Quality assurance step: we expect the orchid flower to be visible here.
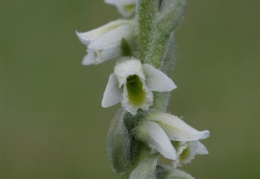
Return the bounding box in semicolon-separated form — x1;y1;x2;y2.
105;0;136;17
102;58;176;115
136;112;209;163
172;140;208;168
76;20;135;65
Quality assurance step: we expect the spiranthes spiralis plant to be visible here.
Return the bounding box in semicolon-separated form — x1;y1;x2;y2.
77;0;209;178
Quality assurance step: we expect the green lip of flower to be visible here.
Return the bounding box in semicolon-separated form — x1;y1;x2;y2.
101;57;177;115
126;75;146;106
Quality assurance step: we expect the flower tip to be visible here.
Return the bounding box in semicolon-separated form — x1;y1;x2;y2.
75;30;83;39
101;98;108;108
201;130;210;140
169;81;177;91
101;74;122;108
76;31;90;45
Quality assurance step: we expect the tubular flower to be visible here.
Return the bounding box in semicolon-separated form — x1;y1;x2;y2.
172;140;208;168
135;112;209;162
76;20;135;65
102;58;176;115
105;0;137;17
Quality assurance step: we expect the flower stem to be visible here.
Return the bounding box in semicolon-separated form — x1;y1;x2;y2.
144;0;187;68
137;0;158;62
152;33;177;111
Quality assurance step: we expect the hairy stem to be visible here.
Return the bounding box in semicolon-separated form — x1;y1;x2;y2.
136;0;158;61
144;0;187;68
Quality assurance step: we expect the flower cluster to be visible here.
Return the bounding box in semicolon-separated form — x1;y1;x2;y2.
77;0;209;178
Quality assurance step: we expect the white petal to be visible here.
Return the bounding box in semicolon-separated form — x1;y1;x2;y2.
102;74;122;107
183;141;209;164
136;121;176;160
89;22;135;50
114;58;144;87
194;140;208;155
100;46;121;61
143;64;176;92
174;141;208;167
76;20;130;44
148;113;210;141
82;47;121;66
81;49;97;65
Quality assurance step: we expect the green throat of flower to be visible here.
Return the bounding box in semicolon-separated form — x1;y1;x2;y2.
126;75;146;106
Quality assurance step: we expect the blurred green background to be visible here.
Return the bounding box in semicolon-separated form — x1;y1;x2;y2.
0;0;259;178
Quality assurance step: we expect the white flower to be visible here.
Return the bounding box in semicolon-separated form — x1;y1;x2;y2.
102;58;176;115
105;0;136;17
76;20;135;65
135;112;209;162
172;140;208;168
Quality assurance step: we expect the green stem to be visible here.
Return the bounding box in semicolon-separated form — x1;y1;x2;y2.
160;33;176;76
152;32;177;111
144;0;187;68
137;0;158;61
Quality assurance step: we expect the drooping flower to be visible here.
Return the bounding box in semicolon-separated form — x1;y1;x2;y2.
105;0;137;17
172;140;208;168
102;58;176;115
135;112;209;163
76;20;135;65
